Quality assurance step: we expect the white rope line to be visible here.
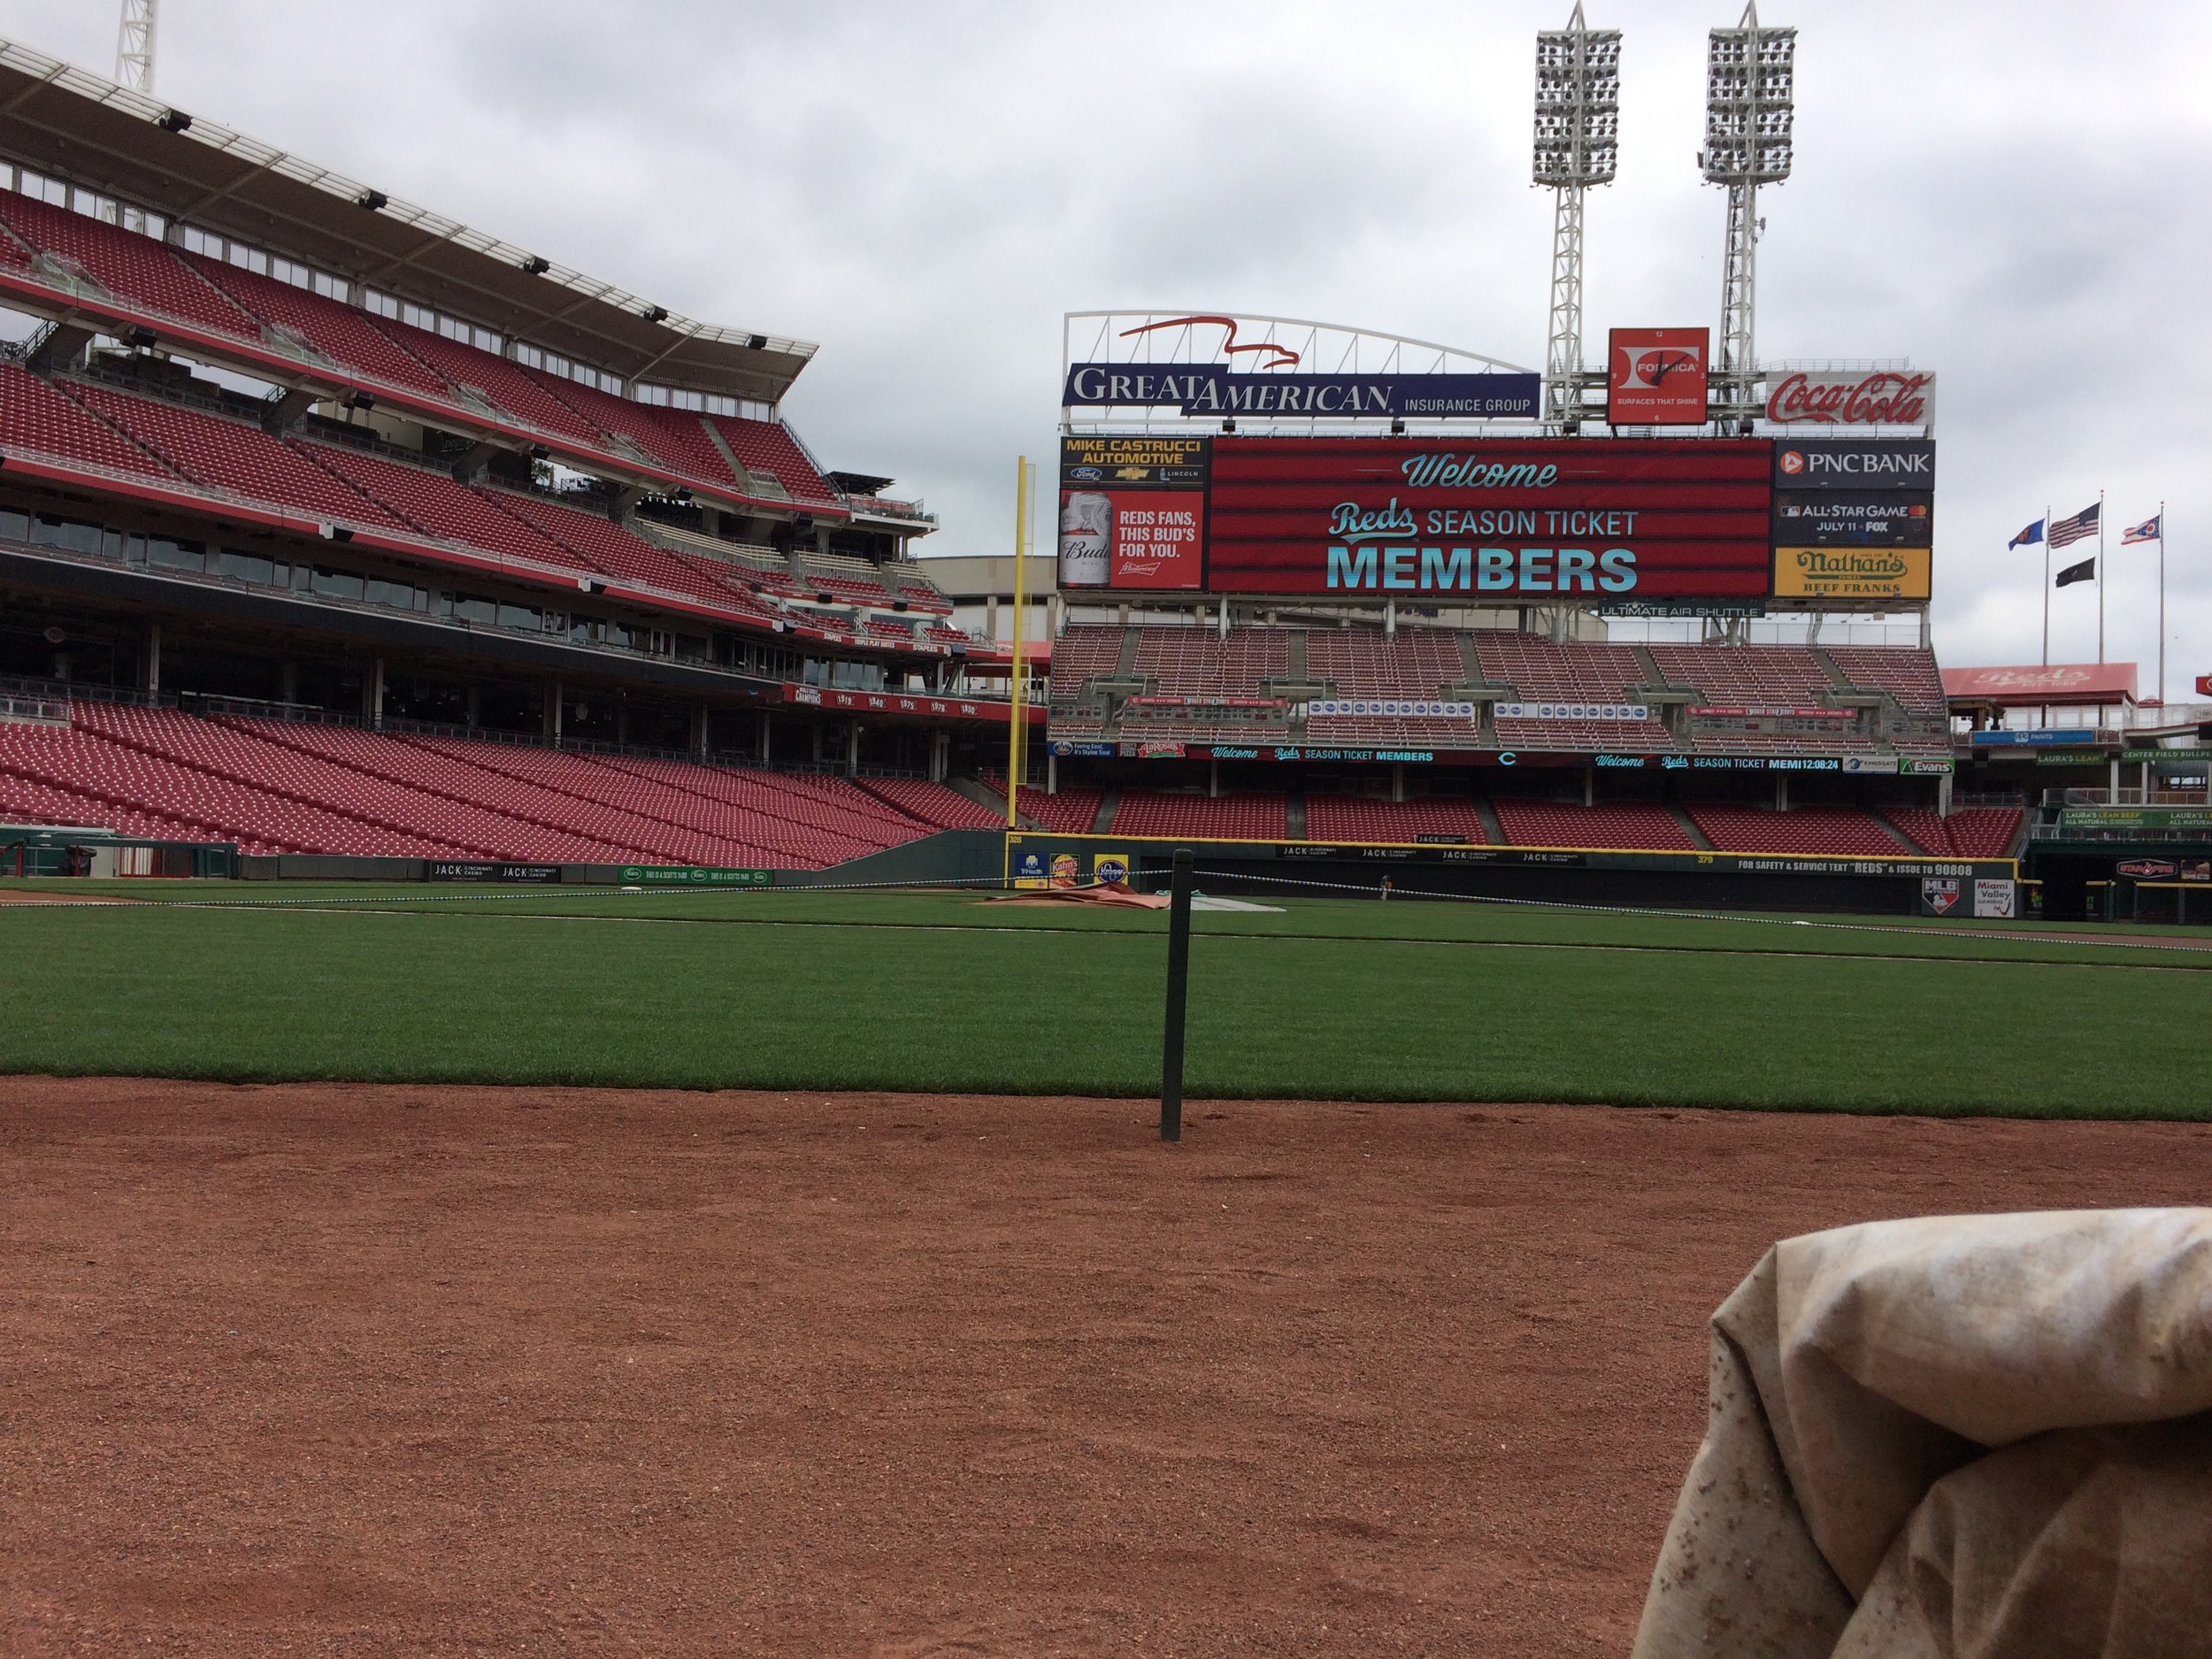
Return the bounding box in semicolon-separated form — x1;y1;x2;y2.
1196;868;2212;956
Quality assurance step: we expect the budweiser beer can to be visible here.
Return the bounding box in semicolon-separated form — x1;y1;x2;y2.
1058;491;1111;587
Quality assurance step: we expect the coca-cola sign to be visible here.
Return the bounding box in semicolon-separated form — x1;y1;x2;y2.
1764;370;1935;431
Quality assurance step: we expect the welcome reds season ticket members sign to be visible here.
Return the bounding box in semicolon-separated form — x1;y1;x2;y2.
1203;437;1772;599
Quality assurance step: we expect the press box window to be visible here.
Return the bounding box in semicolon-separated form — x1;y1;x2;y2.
31;513;104;556
144;534;206;572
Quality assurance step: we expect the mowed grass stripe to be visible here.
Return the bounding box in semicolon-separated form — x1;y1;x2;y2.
3;901;2205;1117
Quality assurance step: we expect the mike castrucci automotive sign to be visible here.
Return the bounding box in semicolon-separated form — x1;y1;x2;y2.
1199;437;1772;599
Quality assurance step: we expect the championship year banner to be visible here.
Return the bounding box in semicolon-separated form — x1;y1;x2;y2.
1202;437;1772;599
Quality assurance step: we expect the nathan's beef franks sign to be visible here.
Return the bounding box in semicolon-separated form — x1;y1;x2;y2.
1763;369;1935;430
1202;437;1772;599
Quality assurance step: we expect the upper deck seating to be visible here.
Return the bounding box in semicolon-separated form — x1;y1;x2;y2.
1826;647;1948;715
707;414;842;509
362;315;606;446
0;362;176;479
1650;643;1833;706
0;188;255;339
1306;627;1463;697
525;371;740;486
185;256;452;397
65;381;402;527
296;442;584;569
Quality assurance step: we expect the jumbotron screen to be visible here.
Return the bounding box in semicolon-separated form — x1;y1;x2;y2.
1056;435;1778;600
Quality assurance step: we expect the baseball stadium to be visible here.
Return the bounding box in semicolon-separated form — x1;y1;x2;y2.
4;9;2208;1658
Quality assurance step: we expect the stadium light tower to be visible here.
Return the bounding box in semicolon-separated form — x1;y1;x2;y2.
116;0;158;93
1700;3;1794;431
1532;4;1620;434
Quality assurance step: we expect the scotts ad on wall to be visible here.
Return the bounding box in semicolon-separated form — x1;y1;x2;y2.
1607;328;1709;426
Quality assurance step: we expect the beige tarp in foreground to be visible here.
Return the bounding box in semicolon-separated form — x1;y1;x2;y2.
1631;1209;2212;1659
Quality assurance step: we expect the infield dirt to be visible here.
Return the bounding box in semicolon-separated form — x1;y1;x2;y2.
6;1080;2205;1657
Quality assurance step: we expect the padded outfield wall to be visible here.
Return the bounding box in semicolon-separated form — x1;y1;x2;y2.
1005;832;2018;919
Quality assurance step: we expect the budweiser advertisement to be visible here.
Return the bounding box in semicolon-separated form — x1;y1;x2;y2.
1607;328;1709;425
1763;369;1935;431
1204;437;1772;599
1056;435;1209;590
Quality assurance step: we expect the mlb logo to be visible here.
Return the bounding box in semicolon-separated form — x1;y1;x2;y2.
1922;876;1962;916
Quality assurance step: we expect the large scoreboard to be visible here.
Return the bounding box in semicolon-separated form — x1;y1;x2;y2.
1055;434;1934;606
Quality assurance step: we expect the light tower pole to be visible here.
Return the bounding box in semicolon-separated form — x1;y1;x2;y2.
1533;4;1620;434
1700;3;1794;433
116;0;158;93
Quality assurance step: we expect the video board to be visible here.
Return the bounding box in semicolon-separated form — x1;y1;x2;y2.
1057;434;1936;605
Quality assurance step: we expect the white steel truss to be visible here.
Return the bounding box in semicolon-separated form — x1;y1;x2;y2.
114;0;156;93
1532;4;1620;433
1701;2;1794;429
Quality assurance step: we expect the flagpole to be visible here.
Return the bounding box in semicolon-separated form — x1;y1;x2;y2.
2040;503;2050;668
2096;489;2106;667
2157;499;2166;707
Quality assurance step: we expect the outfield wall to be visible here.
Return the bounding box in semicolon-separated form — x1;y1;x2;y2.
1005;832;2020;918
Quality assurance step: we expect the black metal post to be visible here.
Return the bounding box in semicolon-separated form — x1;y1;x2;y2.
1159;847;1194;1142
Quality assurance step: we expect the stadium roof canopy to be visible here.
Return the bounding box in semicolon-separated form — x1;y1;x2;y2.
0;37;816;404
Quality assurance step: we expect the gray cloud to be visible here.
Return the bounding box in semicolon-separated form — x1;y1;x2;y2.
0;0;2204;689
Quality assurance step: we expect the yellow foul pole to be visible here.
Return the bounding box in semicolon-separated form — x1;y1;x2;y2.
1005;456;1032;828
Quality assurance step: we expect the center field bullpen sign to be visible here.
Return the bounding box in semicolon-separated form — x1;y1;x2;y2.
1204;437;1772;599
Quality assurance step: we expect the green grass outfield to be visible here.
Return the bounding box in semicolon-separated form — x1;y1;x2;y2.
3;879;2208;1118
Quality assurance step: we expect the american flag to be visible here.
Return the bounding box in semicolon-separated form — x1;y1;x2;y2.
2047;502;2100;549
2121;514;2162;545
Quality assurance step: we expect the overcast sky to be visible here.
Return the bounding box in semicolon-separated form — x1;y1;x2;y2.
2;1;2205;690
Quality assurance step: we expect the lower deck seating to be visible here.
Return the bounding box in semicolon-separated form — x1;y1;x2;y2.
1303;795;1491;843
1014;785;1102;833
1686;803;1906;856
1492;800;1697;851
856;777;1001;830
0;702;966;867
1111;790;1287;841
1886;805;2023;858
